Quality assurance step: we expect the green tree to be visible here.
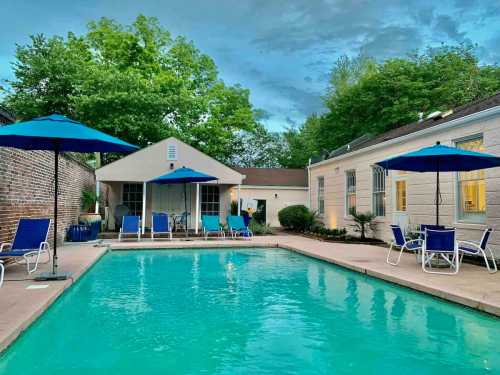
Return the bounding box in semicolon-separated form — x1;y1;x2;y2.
1;15;258;164
286;45;500;167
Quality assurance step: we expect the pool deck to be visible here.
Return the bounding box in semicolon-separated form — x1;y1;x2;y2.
1;234;500;352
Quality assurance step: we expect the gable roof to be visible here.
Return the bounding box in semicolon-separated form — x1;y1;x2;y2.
234;167;308;187
318;91;500;162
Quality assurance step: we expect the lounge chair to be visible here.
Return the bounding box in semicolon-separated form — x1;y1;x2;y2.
457;228;497;274
151;213;172;240
386;224;422;266
201;215;225;240
0;218;51;274
0;260;4;288
422;228;459;275
118;215;141;241
227;215;253;239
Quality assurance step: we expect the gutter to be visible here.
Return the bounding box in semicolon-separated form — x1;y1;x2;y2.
310;105;500;169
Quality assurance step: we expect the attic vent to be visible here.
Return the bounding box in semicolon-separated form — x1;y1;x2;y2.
167;144;177;161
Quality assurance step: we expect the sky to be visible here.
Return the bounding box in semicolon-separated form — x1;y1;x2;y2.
1;0;500;131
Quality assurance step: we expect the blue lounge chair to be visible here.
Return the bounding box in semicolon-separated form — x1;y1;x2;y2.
227;215;253;239
201;215;225;240
0;218;51;274
386;224;422;266
151;213;172;240
457;228;497;274
119;215;141;241
422;228;459;275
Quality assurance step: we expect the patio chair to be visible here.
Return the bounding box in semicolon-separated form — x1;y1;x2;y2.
151;213;172;240
0;218;51;274
201;215;225;240
227;215;253;239
457;228;497;274
386;224;423;266
0;260;4;288
118;215;141;241
422;228;459;275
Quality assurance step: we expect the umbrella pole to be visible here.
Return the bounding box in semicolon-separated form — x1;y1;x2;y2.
436;170;440;226
53;148;59;274
184;182;188;238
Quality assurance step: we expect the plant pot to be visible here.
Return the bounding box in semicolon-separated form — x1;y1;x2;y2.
79;213;102;224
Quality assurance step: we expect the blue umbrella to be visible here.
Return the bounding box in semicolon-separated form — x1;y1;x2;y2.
0;114;138;279
149;167;217;237
376;141;500;225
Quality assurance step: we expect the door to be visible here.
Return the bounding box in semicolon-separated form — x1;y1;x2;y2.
392;174;409;232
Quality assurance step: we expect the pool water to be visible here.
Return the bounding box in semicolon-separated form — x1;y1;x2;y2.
1;248;499;374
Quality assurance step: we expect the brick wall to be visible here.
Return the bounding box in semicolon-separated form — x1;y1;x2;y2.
0;148;95;246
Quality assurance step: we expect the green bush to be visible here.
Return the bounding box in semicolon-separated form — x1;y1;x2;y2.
249;219;273;235
278;205;315;231
310;225;347;239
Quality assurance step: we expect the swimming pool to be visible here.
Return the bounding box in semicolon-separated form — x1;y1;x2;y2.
0;248;499;374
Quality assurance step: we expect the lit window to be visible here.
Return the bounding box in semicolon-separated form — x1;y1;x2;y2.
317;176;325;215
372;166;385;216
456;136;485;222
346;170;356;214
395;180;407;212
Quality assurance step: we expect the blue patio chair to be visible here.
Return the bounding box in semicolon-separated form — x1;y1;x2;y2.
457;228;497;274
0;218;51;274
202;215;225;240
227;215;253;239
418;224;444;240
118;215;141;241
151;213;172;240
386;224;423;266
422;228;459;275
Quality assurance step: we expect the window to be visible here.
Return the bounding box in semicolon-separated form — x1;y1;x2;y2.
456;136;486;222
346;170;356;214
167;144;177;160
122;183;143;216
201;185;220;216
372;166;385;216
395;180;407;211
317;176;325;215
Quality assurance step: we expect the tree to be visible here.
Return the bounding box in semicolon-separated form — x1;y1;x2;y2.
1;15;258;164
286;45;500;167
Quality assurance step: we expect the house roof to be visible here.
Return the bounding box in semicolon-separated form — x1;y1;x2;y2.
319;91;500;162
0;107;15;124
235;167;308;187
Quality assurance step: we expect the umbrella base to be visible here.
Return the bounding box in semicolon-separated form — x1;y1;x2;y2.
34;271;72;281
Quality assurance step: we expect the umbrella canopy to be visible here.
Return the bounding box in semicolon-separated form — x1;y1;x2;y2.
376;141;500;225
0;114;138;279
149;167;217;238
0;114;136;152
149;167;217;184
376;142;500;172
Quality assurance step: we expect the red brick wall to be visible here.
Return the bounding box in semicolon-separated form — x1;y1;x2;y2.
0;148;95;245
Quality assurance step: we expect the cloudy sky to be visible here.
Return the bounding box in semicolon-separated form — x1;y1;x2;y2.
1;0;499;131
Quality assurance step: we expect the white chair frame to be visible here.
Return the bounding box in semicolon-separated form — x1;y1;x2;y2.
457;229;497;274
422;229;459;275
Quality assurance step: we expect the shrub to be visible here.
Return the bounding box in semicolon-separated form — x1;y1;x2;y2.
349;208;376;239
81;188;99;213
278;205;315;231
249;219;273;235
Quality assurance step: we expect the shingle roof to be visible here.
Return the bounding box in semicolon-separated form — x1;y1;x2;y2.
234;167;308;187
321;91;500;161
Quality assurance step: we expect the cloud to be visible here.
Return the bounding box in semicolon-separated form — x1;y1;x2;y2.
433;14;466;41
360;26;423;59
262;80;325;116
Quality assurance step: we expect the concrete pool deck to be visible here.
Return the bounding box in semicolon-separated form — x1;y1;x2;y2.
1;234;499;352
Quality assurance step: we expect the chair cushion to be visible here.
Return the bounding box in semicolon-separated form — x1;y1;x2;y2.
0;250;37;257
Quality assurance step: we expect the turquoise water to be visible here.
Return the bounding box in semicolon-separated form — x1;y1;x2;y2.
1;248;499;374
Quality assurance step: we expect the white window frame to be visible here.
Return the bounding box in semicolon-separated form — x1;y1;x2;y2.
345;170;356;215
121;183;144;216
372;166;386;217
201;185;220;216
455;134;486;223
317;176;325;215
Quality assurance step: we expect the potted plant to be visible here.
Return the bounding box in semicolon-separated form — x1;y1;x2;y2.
79;188;101;224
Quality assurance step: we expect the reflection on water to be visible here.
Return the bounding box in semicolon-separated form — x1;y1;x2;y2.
0;248;499;375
